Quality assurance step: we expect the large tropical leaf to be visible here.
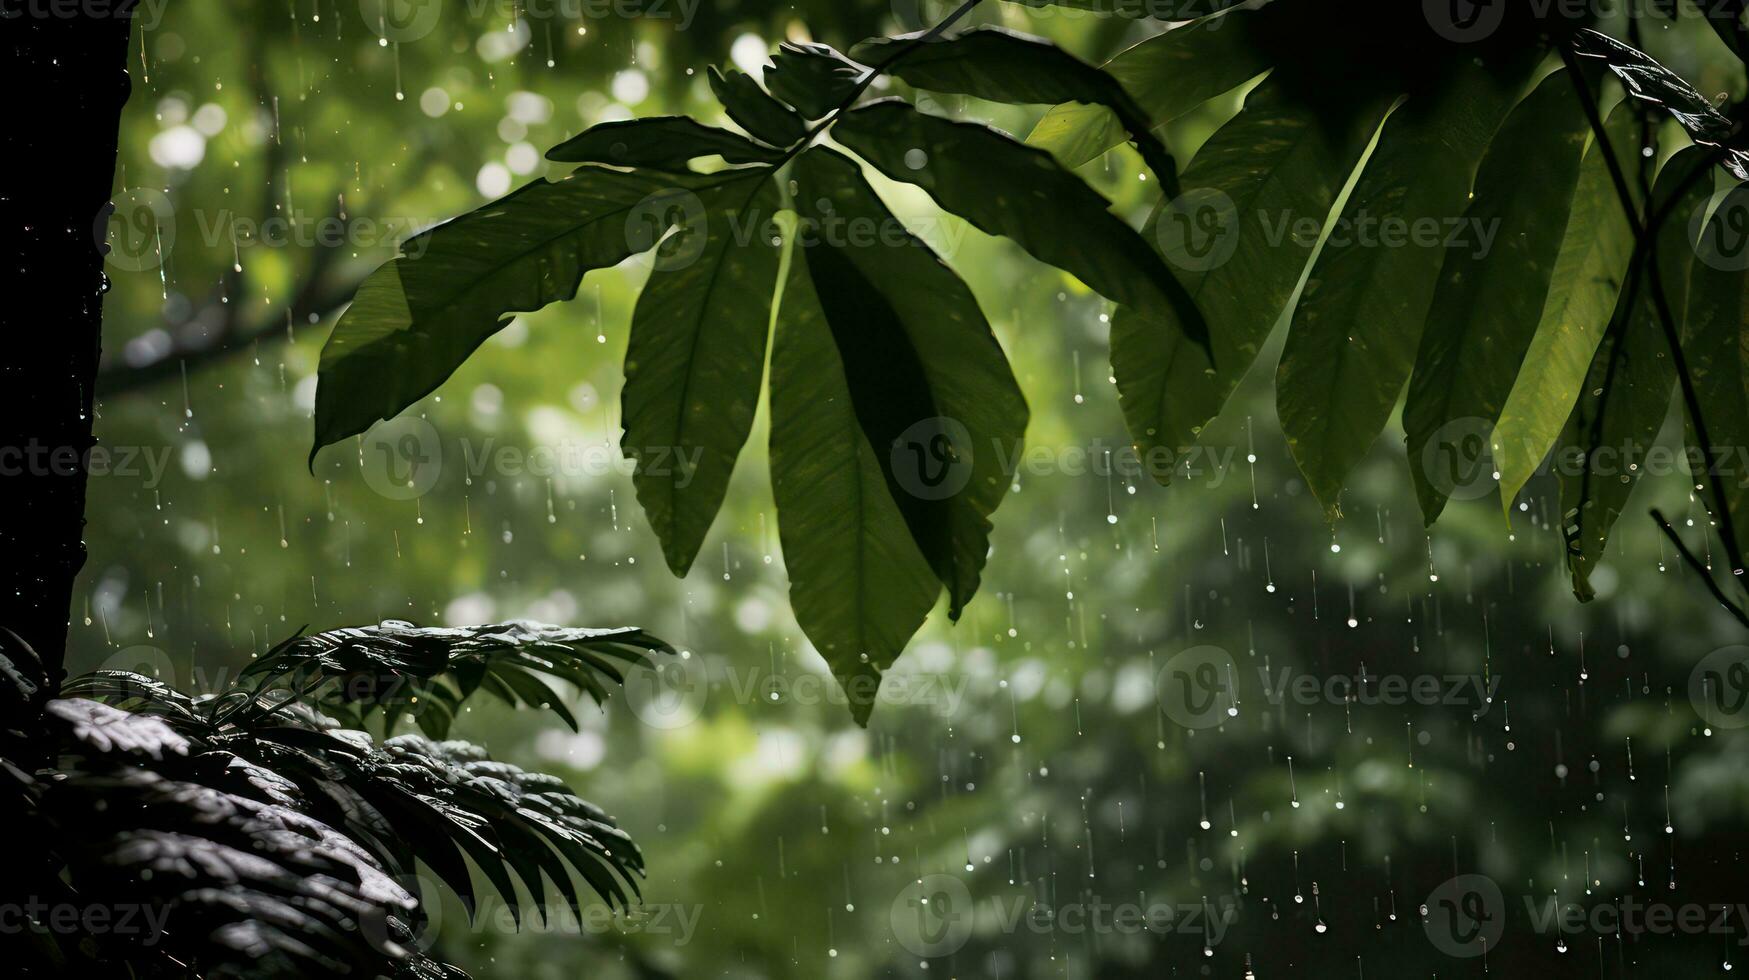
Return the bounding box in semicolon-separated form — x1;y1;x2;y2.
1026;17;1272;169
1112;78;1390;479
622;173;784;575
311;167;766;459
1676;182;1749;572
786;147;1029;624
1495;104;1646;517
832;99;1204;339
545;116;784;170
1000;0;1249;17
767;207;943;726
850;26;1183;192
1276;59;1535;520
1693;0;1749;64
1402;70;1593;525
764;41;870;118
1559;146;1715;598
707;66;807;147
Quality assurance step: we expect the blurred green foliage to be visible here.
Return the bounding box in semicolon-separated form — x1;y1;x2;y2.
91;1;1749;975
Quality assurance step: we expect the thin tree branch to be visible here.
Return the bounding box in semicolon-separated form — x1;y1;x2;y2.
1561;45;1749;593
1652;507;1749;627
96;237;352;397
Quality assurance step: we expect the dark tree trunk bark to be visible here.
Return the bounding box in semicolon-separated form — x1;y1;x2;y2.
2;0;139;708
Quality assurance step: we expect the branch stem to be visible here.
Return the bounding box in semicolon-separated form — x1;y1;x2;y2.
1560;45;1749;595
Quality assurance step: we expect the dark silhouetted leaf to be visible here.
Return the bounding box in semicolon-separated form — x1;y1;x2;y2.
235;619;669;731
999;0;1248;18
1403;70;1593;525
312;167;768;461
768;201;943;725
1112;79;1389;480
46;698;191;760
1496;104;1645;517
765;42;869;118
788;148;1028;624
1675;182;1749;572
1277;59;1534;520
545;116;784;169
623;174;783;576
833;99;1205;344
707;66;806;146
851;26;1182;192
1027;18;1271;169
1695;0;1749;64
1559;147;1714;598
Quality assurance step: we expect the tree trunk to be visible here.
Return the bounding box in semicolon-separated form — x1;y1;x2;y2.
2;0;139;706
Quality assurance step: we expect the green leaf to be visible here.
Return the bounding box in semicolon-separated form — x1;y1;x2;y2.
1026;19;1271;170
1276;59;1534;520
1558;146;1715;599
234;619;667;732
1573;28;1749;180
1402;70;1594;525
832;99;1206;345
1496;105;1647;519
1111;79;1390;480
311;167;765;461
765;42;869;119
850;26;1181;193
492;666;578;732
768;224;942;727
1675;182;1749;573
1692;0;1749;64
707;65;806;147
545;116;784;170
999;0;1248;17
789;147;1029;621
622;173;783;576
